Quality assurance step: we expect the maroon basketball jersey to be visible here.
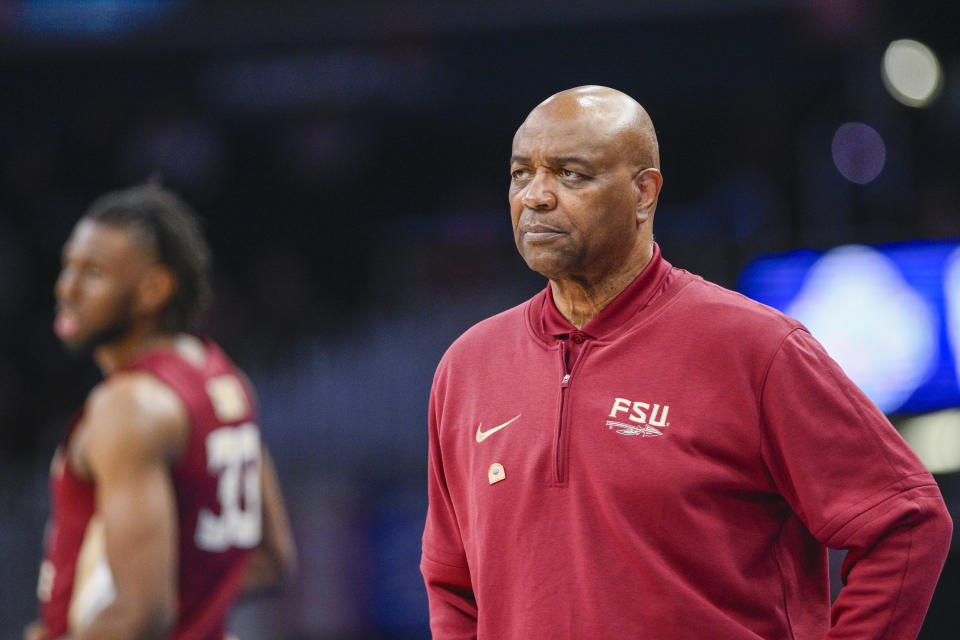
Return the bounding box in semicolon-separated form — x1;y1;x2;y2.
39;340;262;639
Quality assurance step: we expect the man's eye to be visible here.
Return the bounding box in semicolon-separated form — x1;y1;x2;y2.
511;169;529;181
559;169;582;180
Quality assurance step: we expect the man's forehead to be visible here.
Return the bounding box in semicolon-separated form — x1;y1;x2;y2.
521;104;608;132
512;112;620;159
65;220;140;260
517;96;630;142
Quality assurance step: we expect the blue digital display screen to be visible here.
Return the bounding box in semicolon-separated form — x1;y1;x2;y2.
737;240;960;415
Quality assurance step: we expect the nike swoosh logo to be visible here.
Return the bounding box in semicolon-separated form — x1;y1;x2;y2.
476;414;521;443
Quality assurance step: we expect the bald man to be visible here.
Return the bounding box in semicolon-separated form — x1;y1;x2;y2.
421;86;951;639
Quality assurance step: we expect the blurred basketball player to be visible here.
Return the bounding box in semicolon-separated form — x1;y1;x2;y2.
24;183;296;640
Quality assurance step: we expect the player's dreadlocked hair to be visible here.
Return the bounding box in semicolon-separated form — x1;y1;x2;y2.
83;181;213;334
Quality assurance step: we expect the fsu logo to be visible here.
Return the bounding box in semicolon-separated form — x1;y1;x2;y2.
606;397;670;437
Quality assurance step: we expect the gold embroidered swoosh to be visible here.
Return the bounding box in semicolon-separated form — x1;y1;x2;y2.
476;414;521;443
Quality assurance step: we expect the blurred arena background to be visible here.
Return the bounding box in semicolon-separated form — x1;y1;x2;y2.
1;1;958;637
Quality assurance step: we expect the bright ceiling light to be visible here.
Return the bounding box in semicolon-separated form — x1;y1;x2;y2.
786;245;937;413
882;39;943;108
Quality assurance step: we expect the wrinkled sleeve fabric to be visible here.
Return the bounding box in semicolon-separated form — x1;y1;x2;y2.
421;365;478;640
759;328;952;640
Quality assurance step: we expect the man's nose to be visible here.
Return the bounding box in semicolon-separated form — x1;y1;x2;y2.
55;268;77;302
520;170;557;210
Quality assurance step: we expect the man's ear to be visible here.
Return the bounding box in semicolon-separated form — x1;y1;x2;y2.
137;265;177;316
635;168;663;223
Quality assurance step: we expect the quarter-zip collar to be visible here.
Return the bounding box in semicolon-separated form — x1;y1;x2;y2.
534;241;673;343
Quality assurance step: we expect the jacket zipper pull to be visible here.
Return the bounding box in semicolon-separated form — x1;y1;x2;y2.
559;339;570;386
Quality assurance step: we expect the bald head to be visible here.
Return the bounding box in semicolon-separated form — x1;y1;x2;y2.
518;85;660;171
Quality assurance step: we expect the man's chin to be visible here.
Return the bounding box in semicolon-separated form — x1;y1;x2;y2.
58;321;131;360
521;252;578;281
59;336;98;360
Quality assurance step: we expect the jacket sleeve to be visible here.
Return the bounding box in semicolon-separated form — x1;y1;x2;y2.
759;329;952;640
421;367;478;639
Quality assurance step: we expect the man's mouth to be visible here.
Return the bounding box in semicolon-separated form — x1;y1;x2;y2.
53;309;80;340
522;225;565;242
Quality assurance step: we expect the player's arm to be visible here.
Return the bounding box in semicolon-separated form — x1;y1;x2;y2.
73;373;188;640
239;445;297;593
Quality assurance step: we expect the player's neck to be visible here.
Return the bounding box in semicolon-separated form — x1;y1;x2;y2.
550;242;652;329
93;324;177;375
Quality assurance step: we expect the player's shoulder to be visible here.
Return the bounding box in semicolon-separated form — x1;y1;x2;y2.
196;336;241;373
84;370;189;459
126;335;253;404
195;337;260;413
89;370;184;419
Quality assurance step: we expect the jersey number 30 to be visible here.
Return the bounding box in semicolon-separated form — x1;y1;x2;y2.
195;423;262;552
